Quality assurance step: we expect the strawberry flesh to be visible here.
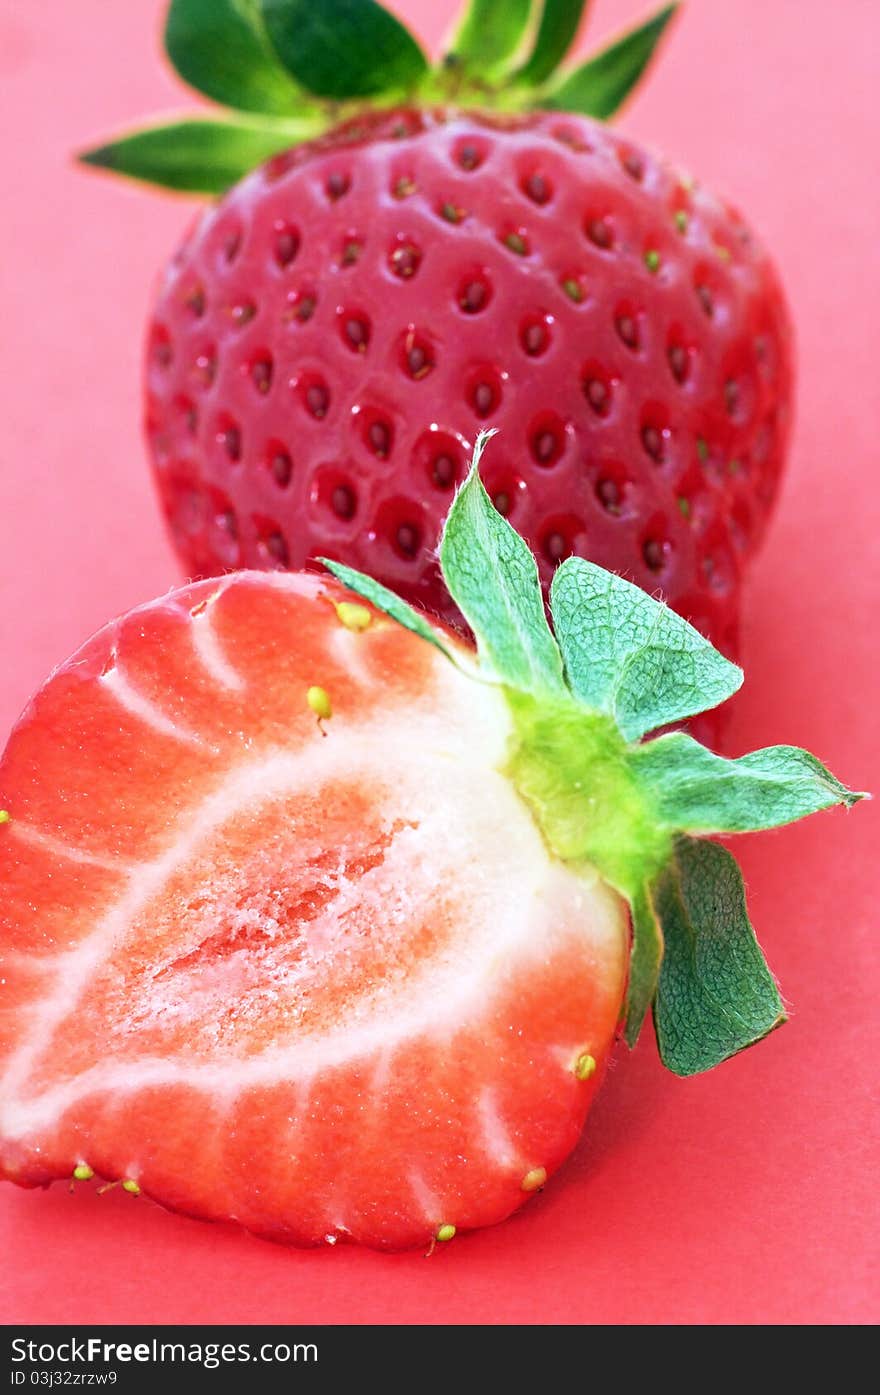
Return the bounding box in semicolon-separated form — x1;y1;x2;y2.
0;573;626;1249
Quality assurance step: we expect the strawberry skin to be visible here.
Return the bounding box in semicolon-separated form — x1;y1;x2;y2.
146;108;793;660
0;572;626;1250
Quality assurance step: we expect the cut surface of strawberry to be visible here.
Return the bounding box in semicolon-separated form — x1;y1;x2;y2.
0;571;625;1248
0;436;861;1250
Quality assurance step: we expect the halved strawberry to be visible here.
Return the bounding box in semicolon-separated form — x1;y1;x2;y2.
0;571;626;1248
0;435;861;1250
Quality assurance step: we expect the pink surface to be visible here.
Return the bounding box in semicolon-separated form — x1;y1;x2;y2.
1;0;878;1325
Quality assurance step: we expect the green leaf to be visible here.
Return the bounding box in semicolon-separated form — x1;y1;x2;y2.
165;0;310;114
515;0;589;88
624;882;664;1048
440;433;566;696
260;0;428;99
652;837;786;1075
78;116;320;194
632;733;867;833
539;2;678;118
549;558;742;741
448;0;533;76
319;559;460;669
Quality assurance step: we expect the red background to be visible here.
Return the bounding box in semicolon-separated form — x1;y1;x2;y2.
1;0;877;1325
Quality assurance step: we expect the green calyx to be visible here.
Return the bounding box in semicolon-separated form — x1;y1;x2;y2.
78;0;679;194
323;432;867;1079
504;691;672;894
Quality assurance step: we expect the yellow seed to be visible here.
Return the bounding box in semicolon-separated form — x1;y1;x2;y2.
121;1178;140;1195
521;1167;547;1193
335;601;372;633
436;1223;456;1242
574;1052;597;1081
306;686;332;720
0;811;10;825
72;1164;94;1182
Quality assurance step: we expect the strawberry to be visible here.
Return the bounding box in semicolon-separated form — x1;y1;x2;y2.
82;0;793;669
0;434;861;1250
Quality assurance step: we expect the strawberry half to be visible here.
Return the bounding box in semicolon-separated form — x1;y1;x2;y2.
0;434;862;1250
0;575;627;1249
81;0;794;672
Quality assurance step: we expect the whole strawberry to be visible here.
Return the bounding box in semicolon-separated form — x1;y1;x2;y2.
83;0;793;666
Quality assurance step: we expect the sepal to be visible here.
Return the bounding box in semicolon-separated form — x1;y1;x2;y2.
539;3;678;118
78;115;320;194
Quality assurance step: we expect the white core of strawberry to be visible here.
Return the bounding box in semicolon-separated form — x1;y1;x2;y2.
0;611;626;1143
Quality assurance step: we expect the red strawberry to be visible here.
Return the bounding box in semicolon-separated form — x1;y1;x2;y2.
0;570;626;1248
0;438;860;1250
83;2;794;670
